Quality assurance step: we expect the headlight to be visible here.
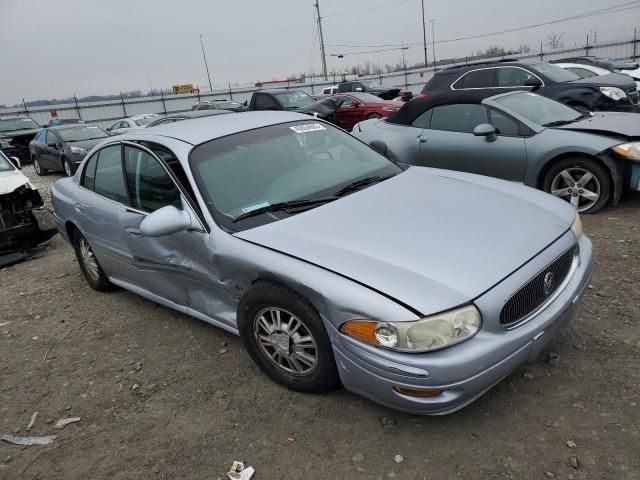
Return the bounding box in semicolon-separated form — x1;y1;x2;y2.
340;305;481;353
599;86;627;101
382;107;400;112
0;137;12;149
611;141;640;161
69;145;88;155
570;213;582;240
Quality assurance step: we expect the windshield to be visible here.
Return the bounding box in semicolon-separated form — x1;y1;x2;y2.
529;63;581;82
0;118;40;132
58;126;109;142
273;90;316;110
190;120;402;231
0;150;15;172
495;93;582;126
134;115;160;126
360;80;385;89
350;92;386;103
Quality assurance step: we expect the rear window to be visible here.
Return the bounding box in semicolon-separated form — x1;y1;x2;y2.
452;69;495;89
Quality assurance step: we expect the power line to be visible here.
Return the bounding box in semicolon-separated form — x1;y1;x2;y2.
329;46;409;56
323;0;415;19
327;1;640;48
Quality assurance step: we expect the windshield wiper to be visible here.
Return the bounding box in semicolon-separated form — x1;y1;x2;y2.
334;175;390;197
232;197;337;223
543;113;590;127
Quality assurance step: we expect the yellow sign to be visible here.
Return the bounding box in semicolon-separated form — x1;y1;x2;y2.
172;84;194;94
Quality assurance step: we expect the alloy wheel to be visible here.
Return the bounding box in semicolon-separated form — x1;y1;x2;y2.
79;238;100;282
550;167;600;212
33;159;41;175
253;307;318;376
63;159;72;176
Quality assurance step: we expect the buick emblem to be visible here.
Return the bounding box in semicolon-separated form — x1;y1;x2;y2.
543;271;555;295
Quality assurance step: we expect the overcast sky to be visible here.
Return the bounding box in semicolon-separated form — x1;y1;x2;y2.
1;0;638;105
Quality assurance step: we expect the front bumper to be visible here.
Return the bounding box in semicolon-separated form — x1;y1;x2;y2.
329;233;593;415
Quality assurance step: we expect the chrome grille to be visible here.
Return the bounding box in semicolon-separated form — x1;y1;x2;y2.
500;246;578;327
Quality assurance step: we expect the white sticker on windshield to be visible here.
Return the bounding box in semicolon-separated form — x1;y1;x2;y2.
87;126;99;129
241;201;269;213
289;123;326;134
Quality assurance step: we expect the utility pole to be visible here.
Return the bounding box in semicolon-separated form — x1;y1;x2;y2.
314;0;328;80
430;19;437;70
420;0;428;68
199;34;213;93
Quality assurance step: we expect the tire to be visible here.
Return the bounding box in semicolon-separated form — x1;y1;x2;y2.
542;157;611;213
63;158;73;177
72;230;112;291
237;281;340;393
367;112;383;119
33;158;47;176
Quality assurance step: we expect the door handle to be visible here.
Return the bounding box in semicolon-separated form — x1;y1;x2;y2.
418;135;428;143
126;227;143;238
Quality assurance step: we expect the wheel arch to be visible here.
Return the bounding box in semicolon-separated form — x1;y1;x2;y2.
64;220;79;244
537;151;623;205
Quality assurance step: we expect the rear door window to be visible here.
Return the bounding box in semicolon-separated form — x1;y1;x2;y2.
412;109;433;128
429;104;489;133
82;153;99;190
453;69;495;89
45;130;58;146
94;145;129;204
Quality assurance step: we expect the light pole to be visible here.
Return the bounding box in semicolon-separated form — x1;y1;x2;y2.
429;19;437;70
420;0;428;68
199;34;213;93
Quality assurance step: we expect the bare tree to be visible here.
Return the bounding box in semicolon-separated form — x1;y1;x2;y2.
383;64;394;73
546;32;565;50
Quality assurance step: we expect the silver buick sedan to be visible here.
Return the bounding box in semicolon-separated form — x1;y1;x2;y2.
51;112;593;415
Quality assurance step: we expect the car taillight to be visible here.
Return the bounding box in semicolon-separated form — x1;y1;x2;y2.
416;92;427;99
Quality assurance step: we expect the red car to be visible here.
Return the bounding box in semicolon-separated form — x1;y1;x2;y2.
331;93;402;131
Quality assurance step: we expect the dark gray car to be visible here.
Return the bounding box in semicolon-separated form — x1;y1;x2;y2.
353;91;640;213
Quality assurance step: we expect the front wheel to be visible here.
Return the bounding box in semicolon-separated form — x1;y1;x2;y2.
543;157;611;213
238;282;340;393
33;158;47;176
367;112;383;119
63;158;73;177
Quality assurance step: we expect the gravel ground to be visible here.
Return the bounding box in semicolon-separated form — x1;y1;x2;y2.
1;168;638;480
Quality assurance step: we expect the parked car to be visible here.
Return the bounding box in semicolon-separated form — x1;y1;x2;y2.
48;118;86;127
352;90;640;213
330;93;401;131
0;116;42;161
29;124;110;176
337;80;402;100
321;85;338;95
192;100;247;112
553;62;613;79
248;89;344;125
0;149;57;267
51;111;592;415
617;66;640;89
419;60;638;113
145;109;232;128
107;114;162;135
551;56;638;72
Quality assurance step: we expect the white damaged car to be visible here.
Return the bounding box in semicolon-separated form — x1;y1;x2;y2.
0;149;57;266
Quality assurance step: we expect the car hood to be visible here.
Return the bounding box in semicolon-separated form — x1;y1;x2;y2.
554;112;640;138
65;138;108;151
235;168;575;315
569;72;637;89
0;127;40;139
0;169;32;194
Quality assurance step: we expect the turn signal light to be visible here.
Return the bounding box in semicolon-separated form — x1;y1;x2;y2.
340;320;377;345
393;387;443;398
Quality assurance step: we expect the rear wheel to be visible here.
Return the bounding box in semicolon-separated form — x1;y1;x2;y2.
73;231;112;291
33;158;47;176
238;281;340;393
543;157;611;213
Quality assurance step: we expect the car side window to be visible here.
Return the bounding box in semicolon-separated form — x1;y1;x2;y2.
412;109;433;129
453;69;494;89
353;82;363;90
94;145;129;204
45;130;58;146
110;121;120;130
340;96;353;106
489;108;520;136
123;146;181;213
255;94;279;110
34;130;46;143
429;104;489;133
82;152;99;190
497;68;535;87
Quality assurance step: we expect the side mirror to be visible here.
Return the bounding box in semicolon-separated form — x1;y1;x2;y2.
139;205;192;237
355;87;363;92
9;156;21;169
524;77;542;89
106;127;112;132
369;140;388;156
473;124;497;141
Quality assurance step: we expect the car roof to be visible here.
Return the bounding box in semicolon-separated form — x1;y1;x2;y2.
387;90;493;125
259;88;302;94
49;123;99;131
437;58;522;74
127;114;160;120
124;110;308;145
